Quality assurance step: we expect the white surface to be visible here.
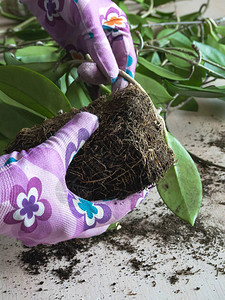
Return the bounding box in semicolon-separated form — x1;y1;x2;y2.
167;98;225;167
0;1;225;300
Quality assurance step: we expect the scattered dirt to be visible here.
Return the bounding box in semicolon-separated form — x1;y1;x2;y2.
3;90;224;290
207;131;225;153
198;164;225;197
19;163;225;284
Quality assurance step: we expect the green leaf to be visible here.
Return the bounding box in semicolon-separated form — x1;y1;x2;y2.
0;66;72;118
143;27;154;40
15;46;62;63
0;89;45;117
206;35;225;55
180;11;201;21
66;80;91;109
13;23;49;40
127;14;145;26
171;95;198;112
118;1;128;14
165;48;195;69
157;29;193;49
182;66;206;87
165;80;225;98
153;0;174;7
151;52;161;65
135;72;173;105
0;133;10;156
157;132;202;225
219;36;225;44
0;101;44;140
215;26;225;37
4;52;69;82
155;10;174;18
138;57;188;80
193;41;225;77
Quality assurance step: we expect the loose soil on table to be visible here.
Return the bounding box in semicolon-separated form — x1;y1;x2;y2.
5;85;174;201
18;163;225;288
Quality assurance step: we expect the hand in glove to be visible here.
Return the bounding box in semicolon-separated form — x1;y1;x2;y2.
21;0;137;91
0;112;148;246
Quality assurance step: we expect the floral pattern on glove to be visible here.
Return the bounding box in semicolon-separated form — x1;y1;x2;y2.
101;7;128;30
100;6;129;39
38;0;64;25
68;192;112;230
65;127;90;169
4;177;52;233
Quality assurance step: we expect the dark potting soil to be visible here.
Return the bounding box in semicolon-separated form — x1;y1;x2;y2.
5;85;174;201
19;163;225;285
19;210;224;283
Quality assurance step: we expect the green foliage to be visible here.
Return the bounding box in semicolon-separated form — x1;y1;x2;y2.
157;133;202;226
66;80;91;109
166;81;225;98
0;66;71;118
138;56;189;80
0;1;224;224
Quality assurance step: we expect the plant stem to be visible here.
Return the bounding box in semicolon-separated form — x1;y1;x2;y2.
0;37;54;53
13;16;36;32
134;16;225;28
142;45;196;64
141;45;225;79
99;84;111;94
0;16;36;36
202;57;225;72
141;0;154;19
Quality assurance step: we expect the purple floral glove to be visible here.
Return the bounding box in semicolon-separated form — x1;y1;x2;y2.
0;112;148;246
20;0;137;91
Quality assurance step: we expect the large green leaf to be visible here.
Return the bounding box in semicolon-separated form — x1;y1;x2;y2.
165;80;225;98
138;57;188;80
135;72;173;105
0;89;44;117
66;80;91;109
0;101;44;140
0;66;72;118
4;49;69;82
157;132;202;225
5;53;68;82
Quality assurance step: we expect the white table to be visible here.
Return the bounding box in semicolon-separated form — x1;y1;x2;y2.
0;1;225;299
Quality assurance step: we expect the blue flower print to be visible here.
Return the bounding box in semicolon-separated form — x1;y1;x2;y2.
68;192;112;230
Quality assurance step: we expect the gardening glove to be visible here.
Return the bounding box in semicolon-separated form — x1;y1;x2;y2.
20;0;137;91
0;112;148;247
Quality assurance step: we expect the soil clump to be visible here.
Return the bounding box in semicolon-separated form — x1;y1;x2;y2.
5;85;174;201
